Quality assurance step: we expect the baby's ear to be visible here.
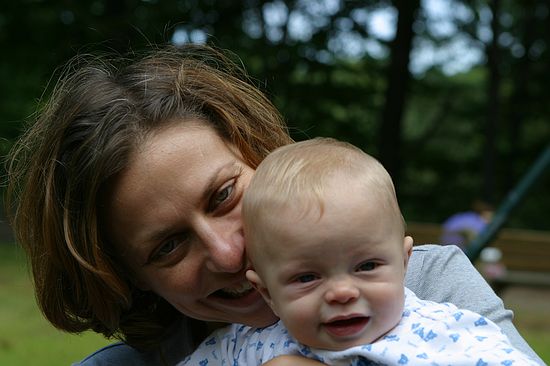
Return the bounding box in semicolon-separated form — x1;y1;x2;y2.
403;236;414;269
246;269;275;310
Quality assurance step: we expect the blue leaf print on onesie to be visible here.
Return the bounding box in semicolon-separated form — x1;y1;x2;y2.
256;341;263;351
475;359;488;366
199;359;208;366
398;354;409;364
416;353;429;359
474;317;488;327
301;345;312;356
449;333;460;342
283;339;296;348
383;334;399;342
361;344;373;352
414;326;438;342
424;330;437;341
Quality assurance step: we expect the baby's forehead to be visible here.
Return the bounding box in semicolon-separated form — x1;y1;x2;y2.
322;167;396;201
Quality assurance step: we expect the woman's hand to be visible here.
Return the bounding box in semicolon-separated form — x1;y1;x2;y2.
263;355;326;366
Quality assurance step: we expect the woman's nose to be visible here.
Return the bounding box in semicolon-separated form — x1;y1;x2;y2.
198;220;246;273
324;278;360;304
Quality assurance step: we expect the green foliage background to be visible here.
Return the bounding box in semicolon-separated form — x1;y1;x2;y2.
1;1;549;230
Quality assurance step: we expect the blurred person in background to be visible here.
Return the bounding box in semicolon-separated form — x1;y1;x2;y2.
440;199;494;250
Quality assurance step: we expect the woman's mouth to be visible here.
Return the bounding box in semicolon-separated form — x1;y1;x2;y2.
214;281;255;299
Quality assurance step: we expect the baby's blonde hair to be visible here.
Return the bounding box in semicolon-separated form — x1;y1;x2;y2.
243;137;405;258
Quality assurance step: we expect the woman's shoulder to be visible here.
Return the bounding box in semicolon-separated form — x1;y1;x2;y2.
408;243;465;274
406;244;479;302
73;342;154;366
410;242;463;257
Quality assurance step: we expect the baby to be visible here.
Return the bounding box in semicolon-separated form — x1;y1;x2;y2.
180;138;538;365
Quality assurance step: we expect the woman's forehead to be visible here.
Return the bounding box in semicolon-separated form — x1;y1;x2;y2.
116;123;243;202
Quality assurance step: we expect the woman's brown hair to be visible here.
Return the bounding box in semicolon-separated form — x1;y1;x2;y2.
5;44;293;351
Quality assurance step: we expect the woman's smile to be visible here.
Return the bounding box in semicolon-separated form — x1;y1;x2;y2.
215;280;255;298
209;283;265;309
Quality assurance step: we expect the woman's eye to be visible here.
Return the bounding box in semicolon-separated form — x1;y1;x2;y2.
210;181;235;209
158;240;178;256
296;274;317;283
150;236;187;263
357;261;377;272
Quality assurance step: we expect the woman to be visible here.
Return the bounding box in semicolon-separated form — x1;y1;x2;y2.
5;44;542;365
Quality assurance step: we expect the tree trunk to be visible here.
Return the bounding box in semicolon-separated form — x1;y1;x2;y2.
483;0;502;204
378;0;420;184
506;1;536;189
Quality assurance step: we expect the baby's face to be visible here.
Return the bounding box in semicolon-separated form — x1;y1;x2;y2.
250;178;412;350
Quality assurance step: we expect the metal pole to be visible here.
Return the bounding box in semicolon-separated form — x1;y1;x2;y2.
466;144;550;261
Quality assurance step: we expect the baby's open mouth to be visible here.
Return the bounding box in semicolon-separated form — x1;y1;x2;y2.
323;316;370;337
215;281;254;299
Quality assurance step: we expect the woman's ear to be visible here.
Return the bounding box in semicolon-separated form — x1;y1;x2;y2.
246;269;276;312
403;235;414;270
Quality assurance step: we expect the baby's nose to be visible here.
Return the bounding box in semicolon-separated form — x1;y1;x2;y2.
324;279;360;304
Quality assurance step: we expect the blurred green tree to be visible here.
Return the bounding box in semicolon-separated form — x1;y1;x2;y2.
1;0;548;229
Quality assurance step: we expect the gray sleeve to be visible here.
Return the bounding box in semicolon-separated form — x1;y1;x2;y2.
405;244;545;365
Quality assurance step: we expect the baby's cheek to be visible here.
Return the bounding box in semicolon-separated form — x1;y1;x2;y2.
376;286;406;328
280;299;317;330
282;305;319;346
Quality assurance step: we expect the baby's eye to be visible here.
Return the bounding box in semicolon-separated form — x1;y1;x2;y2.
357;261;377;272
296;274;317;283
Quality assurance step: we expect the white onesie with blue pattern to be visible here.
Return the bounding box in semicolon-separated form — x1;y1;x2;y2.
179;288;539;365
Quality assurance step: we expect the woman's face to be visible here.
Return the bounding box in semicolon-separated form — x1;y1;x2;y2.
105;121;277;327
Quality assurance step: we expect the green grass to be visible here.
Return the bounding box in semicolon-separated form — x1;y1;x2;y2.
0;244;111;366
523;333;550;363
1;244;549;365
509;306;550;364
